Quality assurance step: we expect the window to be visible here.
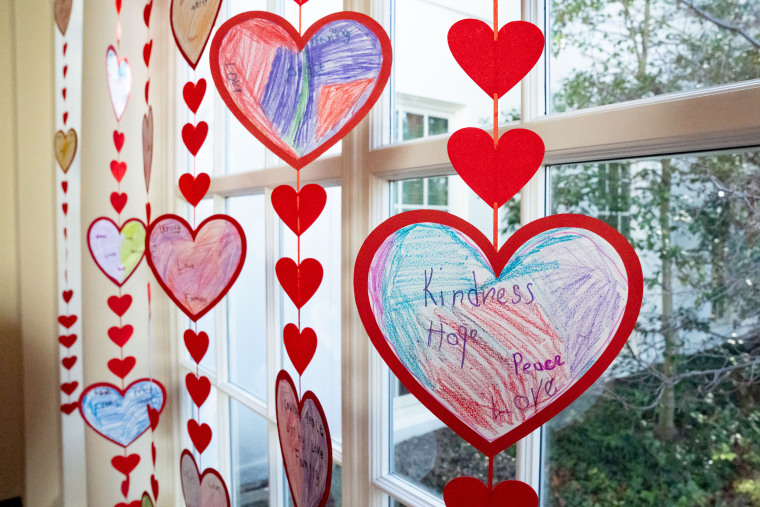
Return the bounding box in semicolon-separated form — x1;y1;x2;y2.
178;0;760;506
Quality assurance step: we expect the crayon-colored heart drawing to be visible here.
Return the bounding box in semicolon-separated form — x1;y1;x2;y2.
210;11;392;170
54;0;73;35
170;0;223;70
354;211;643;457
54;128;78;173
107;45;131;121
87;217;146;287
180;449;230;507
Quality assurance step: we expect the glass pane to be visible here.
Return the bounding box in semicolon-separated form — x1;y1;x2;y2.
190;385;219;470
428;116;449;137
280;186;342;444
230;399;270;506
402;112;425;141
401;179;424;205
227;194;268;400
427;177;449;206
543;148;760;505
549;1;760;113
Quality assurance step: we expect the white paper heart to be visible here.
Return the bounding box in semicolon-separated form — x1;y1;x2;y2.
106;45;131;121
87;217;146;287
180;450;230;507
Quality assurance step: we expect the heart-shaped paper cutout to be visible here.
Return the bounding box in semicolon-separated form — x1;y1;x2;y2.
180;449;230;507
107;46;132;121
88;217;147;286
108;294;132;316
283;324;317;376
184;329;210;364
179;173;211;206
54;129;78;173
276;370;332;507
143;41;153;67
187;420;212;454
210;11;392;170
171;0;223;70
61;402;79;414
151;476;159;500
59;334;77;348
276;257;323;309
108;325;133;347
111;160;127;183
186;373;211;408
143;107;154;192
272;184;327;236
62;289;73;303
79;379;166;447
182;122;208;156
62;356;77;369
108;356;137;379
142;491;154;507
54;0;73;35
61;381;78;395
114;130;125;152
354;211;642;456
58;314;77;328
146;214;247;321
443;477;538;507
448;20;544;98
112;453;141;476
111;192;128;213
183;79;206;114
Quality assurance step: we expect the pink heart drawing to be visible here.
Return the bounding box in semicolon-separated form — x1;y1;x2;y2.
87;217;147;287
180;449;230;507
146;214;246;321
107;45;132;121
276;370;332;507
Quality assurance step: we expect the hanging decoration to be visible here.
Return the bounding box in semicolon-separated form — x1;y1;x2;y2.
209;2;391;504
352;4;644;505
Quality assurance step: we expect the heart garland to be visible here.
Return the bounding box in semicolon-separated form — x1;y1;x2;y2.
443;477;539;507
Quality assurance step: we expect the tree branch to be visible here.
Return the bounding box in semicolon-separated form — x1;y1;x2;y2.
679;0;760;49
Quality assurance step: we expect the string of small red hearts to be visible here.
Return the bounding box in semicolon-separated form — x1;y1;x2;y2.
54;0;80;417
443;0;544;503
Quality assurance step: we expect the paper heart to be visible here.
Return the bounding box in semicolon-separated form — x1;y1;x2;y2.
63;43;67;56
79;379;166;447
112;453;141;476
59;334;77;348
111;160;128;183
182;122;208;156
283;324;317;376
276;258;323;309
62;111;68;124
443;478;538;507
108;294;133;316
61;381;78;395
88;218;147;286
108;325;134;347
180;449;230;507
146;214;246;321
54;129;78;173
186;373;211;408
145;81;151;104
58;314;77;328
62;203;69;215
179;173;210;207
293;0;310;4
116;501;141;507
111;192;128;213
183;79;207;114
54;0;73;35
151;476;159;501
143;41;153;67
184;330;210;364
143;491;154;507
108;356;137;379
61;402;79;414
107;46;131;121
210;11;392;170
115;0;122;14
148;406;160;431
448;20;544;98
448;128;545;208
143;107;153;192
276;370;332;507
62;356;77;370
62;181;68;193
272;184;326;236
354;211;643;456
171;0;223;70
114;130;125;152
187;420;212;453
62;289;73;303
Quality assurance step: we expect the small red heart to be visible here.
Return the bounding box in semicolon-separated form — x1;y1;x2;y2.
112;453;140;476
63;43;68;55
113;131;125;152
182;79;207;114
108;325;134;347
443;478;539;507
187;420;212;454
63;112;68;124
271;184;327;236
108;294;133;316
64;228;67;238
62;356;77;370
276;258;323;309
148;406;160;431
283;324;317;376
151;475;159;500
62;181;68;193
108;356;136;379
121;477;129;498
62;88;67;99
448;20;544;98
62;203;68;215
111;160;127;183
60;402;79;414
186;373;211;408
447;128;544;208
59;334;77;348
61;381;78;395
63;65;68;78
143;41;153;67
111;192;128;213
146;203;151;225
182;122;208;156
58;314;77;329
145;80;150;104
115;501;141;507
293;0;310;4
62;290;73;303
183;330;209;364
115;0;122;14
178;172;210;207
143;1;153;27
151;442;157;465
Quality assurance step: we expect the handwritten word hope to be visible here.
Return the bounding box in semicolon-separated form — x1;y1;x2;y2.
426;320;476;368
423;269;534;309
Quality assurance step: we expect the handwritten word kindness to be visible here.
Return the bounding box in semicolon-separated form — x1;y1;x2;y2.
423;268;535;308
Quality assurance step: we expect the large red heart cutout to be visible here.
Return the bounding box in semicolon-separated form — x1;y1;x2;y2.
146;214;246;322
448;20;544;98
443;477;538;507
354;211;642;456
210;11;392;170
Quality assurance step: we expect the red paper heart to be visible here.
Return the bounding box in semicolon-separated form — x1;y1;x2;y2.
143;41;153;67
187;420;212;454
62;203;68;215
183;79;206;114
63;112;68;125
151;475;159;500
63;43;68;55
108;325;134;347
58;314;77;328
62;289;73;303
271;184;327;236
115;501;141;507
108;294;133;316
182;122;208;156
354;211;643;456
448;20;544;98
283;324;317;376
62;88;67;99
443;478;539;507
148;406;160;431
186;373;211;407
146;203;151;225
121;477;130;499
59;334;77;348
63;65;68;77
60;402;78;414
184;330;209;364
293;0;310;4
448;128;544;208
178;172;210;206
111;160;128;183
115;0;122;14
108;356;137;379
111;192;128;213
113;130;125;152
145;81;150;104
62;181;68;193
152;443;157;465
276;258;323;309
143;1;152;27
61;381;78;395
112;453;140;476
62;356;77;370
